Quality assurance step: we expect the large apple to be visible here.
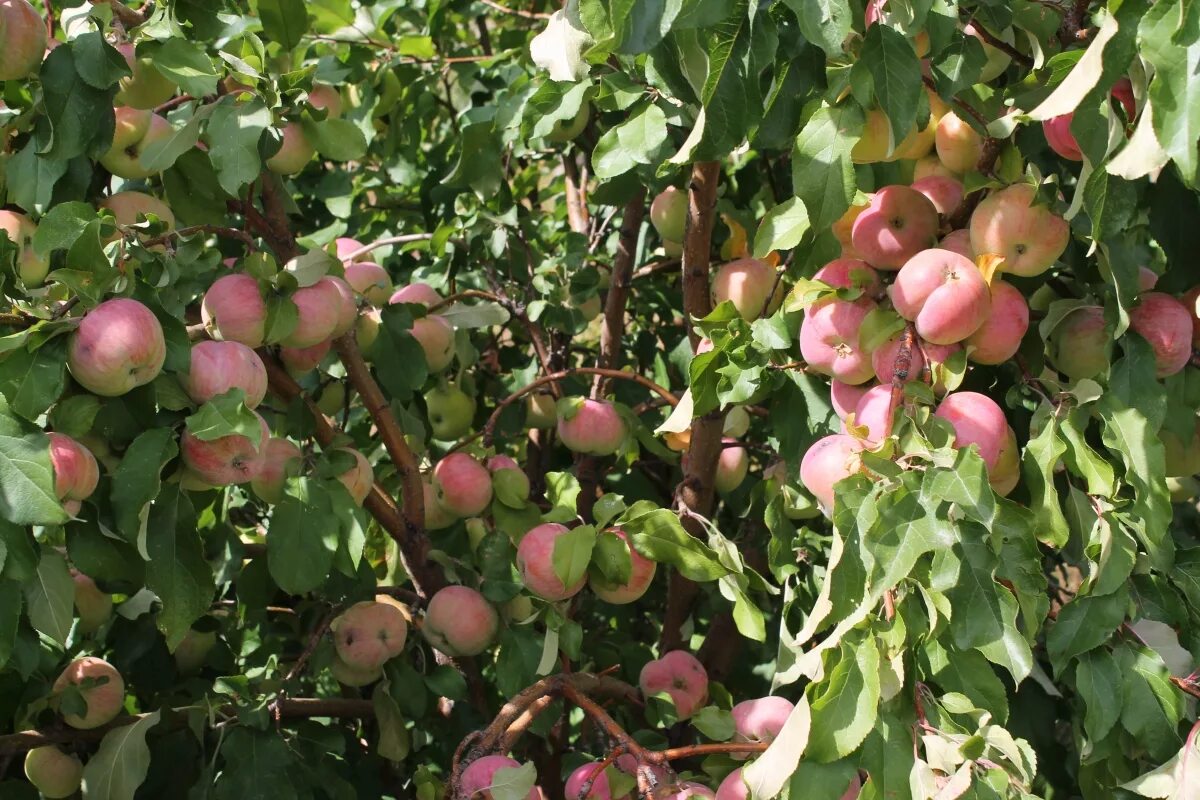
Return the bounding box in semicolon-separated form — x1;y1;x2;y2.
49;433;99;516
711;257;782;320
517;522;586;601
281;279;342;348
114;43;178;109
183;340;268;408
201;273;267;347
558;399;625;455
969;183;1069;277
250;437;304;504
101;112;171;179
100;190;177;231
24;746;82;799
53;656;125;729
650;186;687;243
266;122;316;175
180;412;270;486
934;112;984;174
432;453;493;516
850;185;939;270
0;209;50;285
331;600;407;672
422;585;499;657
0;0;46;81
890;248;991;345
67;298;167;396
639;650;708;718
344;262;392;306
425;382;476;440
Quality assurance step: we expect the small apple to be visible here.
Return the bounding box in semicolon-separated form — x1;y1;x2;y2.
1129;292;1193;377
101;112;171;179
24;746;83;799
344;261;392;306
934;391;1008;471
715;440;749;494
850;185;939;270
425;383;476;440
965;279;1029;365
800;434;865;514
250;437;304;504
517;522;586;601
331;600;407;672
588;528;656;604
461;755;540;800
432;453;493;516
67;298;167;396
54;656;125;729
0;210;50;285
650;186;688;243
308;83;343;118
558;399;626;456
183;340;268;408
890;248;991;345
266;122;316;175
173;627;217;675
202;273;267;347
1047;306;1109;381
544;102;590;143
180;412;270;486
711;257;782;320
731;696;794;756
334;447;373;505
969;183;1069;277
49;433;99;516
934;111;984;174
488;455;531;505
422;585;499;657
281;279;343;348
72;570;112;633
0;0;46;81
639;650;708;718
114;43;177;109
280;339;331;376
526;393;557;428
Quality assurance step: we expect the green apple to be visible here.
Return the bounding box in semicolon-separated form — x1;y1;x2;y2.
114;43;178;110
101;111;171;179
425;382;476;440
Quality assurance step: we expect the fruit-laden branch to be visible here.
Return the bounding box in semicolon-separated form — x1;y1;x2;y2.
661;161;724;655
340;233;436;262
429;289;558;384
968;17;1034;67
99;0;147;28
884;323;917;440
0;698;375;754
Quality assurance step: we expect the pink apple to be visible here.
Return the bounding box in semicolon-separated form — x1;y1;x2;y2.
566;762;624;800
321;276;358;337
336;237;365;261
911;176;965;217
715;440;749;494
67;298;167;396
282;280;342;348
939;229;974;259
344;262;392;306
1043;114;1082;161
812;257;881;297
334;447;373;505
49;433;99;516
1138;267;1158;292
711;257;781;320
842;384;893;446
265;122;315;175
663;783;717;800
639;650;709;718
799;298;878;385
935;111;984;174
890;248;991;345
331;600;407;672
461;755;538;800
1048;306;1109;380
280;339;331;375
871;335;961;391
250;437;303;504
422;585;499;657
1129;292;1193;377
934;392;1008;470
969;183;1069;277
0;0;46;80
830;380;871;420
53;657;125;729
517;522;586;601
100;191;176;231
799;434;865;513
588;528;657;604
432;453;493;516
558;399;626;456
731;695;794;753
914;156;958;182
390;282;442;308
184;340;268;408
0;209;49;285
180;412;270;486
202;273;267;347
308;83;343;118
850;185;939;270
411;315;456;372
965;280;1029;364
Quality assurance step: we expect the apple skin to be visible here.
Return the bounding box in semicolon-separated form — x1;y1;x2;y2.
280;339;331;376
965;279;1029;365
423;480;459;530
639;650;709;719
842;384;893;446
832;197;871;258
422;585;499;657
114;43;177;109
664;784;716;800
799;434;865;514
461;755;539;800
173;628;217;674
250;437;304;504
265;122;316;175
49;433;99;513
101;190;176;232
308;83;343;118
432;453;493;516
517;522;586;601
935;392;1008;470
101;112;171;179
67;298;167;397
184;340;268;408
334;447;373;506
343;262;392;306
969;183;1069;277
1129;292;1193;377
812;257;881;297
711;257;781;320
330;655;382;687
565;763;620;800
331;600;407;672
799;297;878;385
935;111;984;174
1043;114;1083;161
336;237;365;261
715;440;749;493
282;280;343;348
938;229;974;259
650;186;688;243
914;155;958;182
588;528;656;604
990;427;1020;496
0;210;50;285
890;248;991;345
545;102;590;143
425;382;476;440
390;282;442;308
911;175;965;217
180;412;270;486
411;315;456;372
830;380;870;420
731;695;794;757
1048;306;1109;381
24;746;83;799
322;276;358;337
53;656;125;729
0;0;46;81
202;273;267;347
526;393;557;428
850;185;940;270
1138;267;1158;292
72;570;112;634
107;105;152;148
558;399;626;456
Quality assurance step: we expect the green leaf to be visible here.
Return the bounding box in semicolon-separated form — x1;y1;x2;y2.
39;45;116;161
70;32;131;89
185;391;263;448
1020;406;1069;548
206;96;272;196
490;763;538;800
22;551;74;646
303;117;368;161
81;711;161;800
1046;588;1129;671
551;525;596;592
367;306;428;402
0;397;68;526
373;684;411;762
1075;649;1124;741
145;486;215;651
752;197;809;259
32;201;99;257
945;536;1033;682
1117;642;1185;761
590;528;632;585
592;103;669;180
785;0;852;56
110;428;177;558
267;480;338;594
4;138;69;214
924;448;995;525
257;0;311;51
0;338;68;422
859;25;922;147
611;0;683;54
149;39;217;97
1141;1;1200;183
806;635;881;762
930;34;986;98
791;104;862;231
691;706;735;740
921;641;1009;723
140;111;207;173
624;507;729;581
0;579;21;669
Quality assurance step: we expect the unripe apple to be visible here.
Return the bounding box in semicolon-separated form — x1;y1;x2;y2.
1164;421;1200;477
1043;114;1083;161
101;112;171;179
68;298;167;396
336;237;365;261
731;696;794;756
935;112;984;174
545;102;590;143
335;447;373;505
711;257;782;320
173;627;217;675
965;280;1029;364
24;746;83;799
322;276;358;337
939;229;974;259
842;384;893;446
911;176;965;217
344;261;391;306
850;185;939;270
100;191;176;246
425;383;476;440
914;156;958;182
800;434;865;514
0;0;46;81
650;186;687;243
969;183;1069;277
517;522;585;601
422;585;499;657
114;43;177;109
54;656;125;729
799;297;878;385
411;315;456;372
488;455;531;505
184;340;268;408
250;437;303;504
72;570;112;633
852;109;901;164
557;399;626;456
964;23;1015;82
331;600;407;672
832;197;871;258
526;393;557;428
890;248;991;345
107;105;152;149
0;210;49;285
280;339;331;376
315;382;345;416
180;412;270;486
282;280;342;348
639;650;708;718
588;528;656;604
389;282;442;308
308;83;342;118
1048;306;1109;381
266;122;316;175
356;308;381;352
566;762;622;800
935;392;1008;471
330;655;382;687
432;452;493;516
573;293;602;321
715;440;749;494
461;755;539;800
1128;292;1192;377
423;480;458;530
724;405;750;437
830;380;870;420
49;433;99;515
202;273;267;347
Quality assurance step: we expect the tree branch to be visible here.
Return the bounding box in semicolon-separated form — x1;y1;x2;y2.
562;154;590;235
140;224;257;252
341;234;435;263
593;191;646;395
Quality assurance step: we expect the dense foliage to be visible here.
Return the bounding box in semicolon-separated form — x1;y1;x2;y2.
1;0;1199;798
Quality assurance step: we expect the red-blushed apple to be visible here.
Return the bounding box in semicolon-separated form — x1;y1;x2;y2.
650;186;687;243
935;391;1008;470
911;175;965;217
266;122;316;175
589;528;656;604
334;447;373;505
939;229;974;259
461;755;539;800
731;695;794;756
0;210;50;285
1111;77;1137;119
914;155;958;181
67;298;167;396
843;384;893;446
423;480;458;530
890;248;991;345
1043;114;1083;161
336;237;365;261
853;108;934;163
100;190;176;231
488;455;531;504
799;298;878;385
250;437;303;504
991;426;1020;496
344;261;391;306
800;434;865;513
330;654;382;687
565;762;625;800
173;627;217;674
422;585;499;657
23;746;82;799
1129;292;1193;377
390;282;442;308
72;570;112;634
558;398;626;455
812;257;881;297
831;380;871;420
413;315;456;372
114;42;176;109
639;650;709;718
526;393;556;428
280;339;331;375
426;382;476;440
184;340;268;408
321;275;358;337
49;432;99;516
331;600;407;672
517;522;586;601
282;279;342;348
545;102;590;144
969;183;1069;277
53;656;125;729
309;83;342;118
101;111;171;179
965;279;1029;364
180;412;270;486
833;197;871;258
0;0;46;81
433;452;493;516
711;257;782;320
1138;266;1158;292
715;440;749;494
964;22;1014;81
202;273;267;347
935;111;984;174
664;784;716;800
716;768;748;800
1048;306;1109;380
850;185;939;270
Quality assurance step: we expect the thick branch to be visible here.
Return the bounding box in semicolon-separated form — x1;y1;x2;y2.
593;192;646;394
970;19;1033;68
562;155;590;235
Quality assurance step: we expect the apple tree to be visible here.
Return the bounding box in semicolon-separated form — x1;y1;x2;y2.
0;0;1199;797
